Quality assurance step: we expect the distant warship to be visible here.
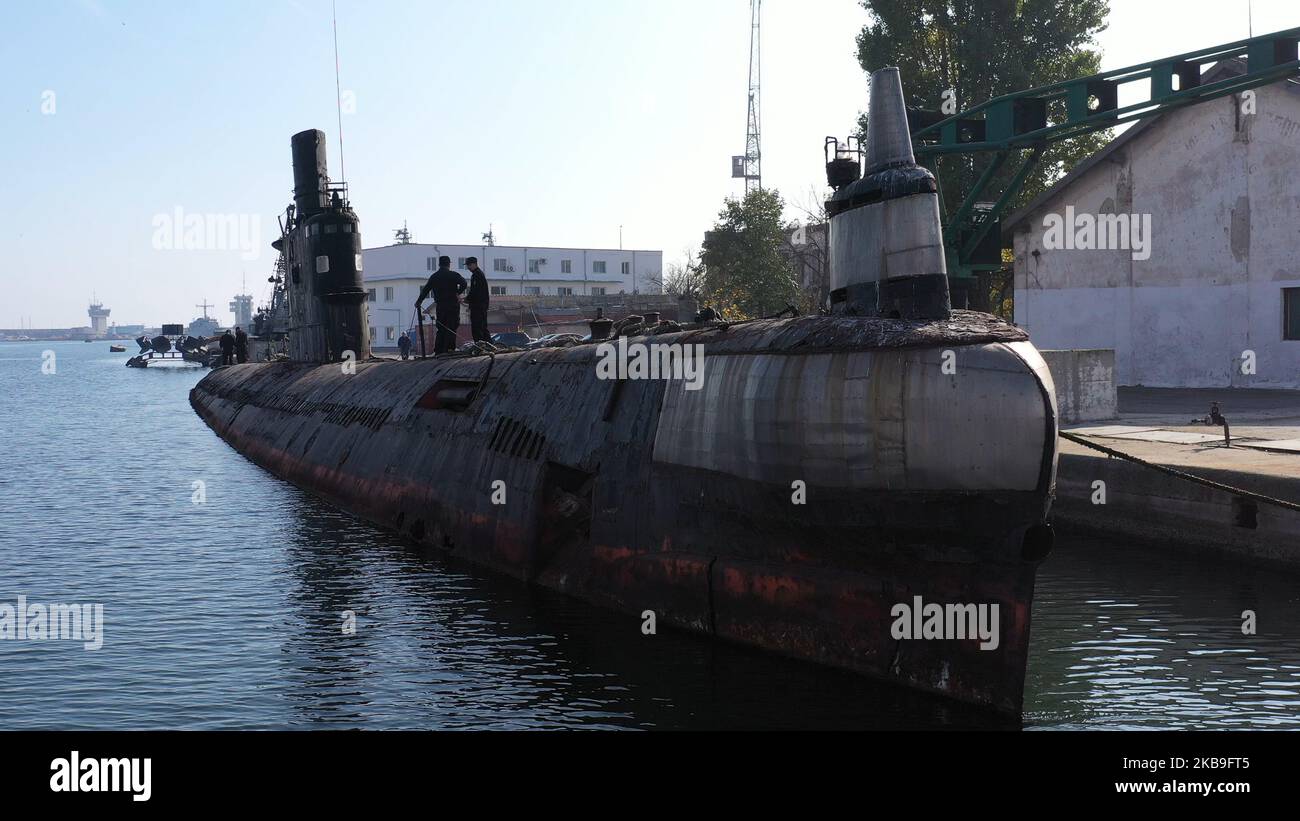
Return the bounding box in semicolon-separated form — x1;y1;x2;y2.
192;69;1057;714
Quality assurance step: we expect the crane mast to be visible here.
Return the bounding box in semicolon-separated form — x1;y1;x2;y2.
731;0;762;194
745;0;761;194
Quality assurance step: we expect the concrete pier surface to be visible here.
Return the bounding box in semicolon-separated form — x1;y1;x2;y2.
1054;387;1300;569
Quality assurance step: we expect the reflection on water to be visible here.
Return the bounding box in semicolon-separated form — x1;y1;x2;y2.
2;343;1298;729
1026;534;1300;729
275;502;997;730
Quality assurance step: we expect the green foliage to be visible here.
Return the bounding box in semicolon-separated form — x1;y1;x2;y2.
699;189;798;319
856;0;1112;216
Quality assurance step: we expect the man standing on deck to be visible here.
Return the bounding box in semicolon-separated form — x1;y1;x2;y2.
465;257;490;343
416;256;467;355
218;329;235;367
234;326;249;364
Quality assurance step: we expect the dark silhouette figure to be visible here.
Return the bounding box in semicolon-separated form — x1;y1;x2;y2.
234;326;249;364
466;257;490;343
416;256;467;354
218;330;235;366
398;332;412;361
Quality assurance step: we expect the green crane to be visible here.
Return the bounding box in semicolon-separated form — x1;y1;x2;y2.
906;27;1300;292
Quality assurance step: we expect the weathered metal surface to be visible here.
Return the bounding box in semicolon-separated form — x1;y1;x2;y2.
282;129;369;363
191;312;1057;715
830;192;947;290
647;311;1027;353
653;342;1055;491
828;67;950;320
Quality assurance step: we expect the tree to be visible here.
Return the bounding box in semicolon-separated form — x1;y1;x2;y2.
699;189;797;320
663;249;706;300
781;188;831;314
856;0;1112;310
857;0;1110;207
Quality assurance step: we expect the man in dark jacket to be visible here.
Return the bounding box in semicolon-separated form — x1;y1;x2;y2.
218;329;235;366
416;256;467;354
397;331;412;360
465;257;490;343
234;326;249;364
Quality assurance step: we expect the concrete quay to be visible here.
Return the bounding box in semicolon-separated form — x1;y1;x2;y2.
1053;388;1300;569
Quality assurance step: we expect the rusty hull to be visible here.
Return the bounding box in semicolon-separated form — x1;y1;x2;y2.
190;313;1056;715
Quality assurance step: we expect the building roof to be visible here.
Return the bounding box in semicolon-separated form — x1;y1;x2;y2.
1002;59;1251;235
363;242;661;254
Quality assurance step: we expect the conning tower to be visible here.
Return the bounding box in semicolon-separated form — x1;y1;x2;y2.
278;129;370;363
826;67;950;320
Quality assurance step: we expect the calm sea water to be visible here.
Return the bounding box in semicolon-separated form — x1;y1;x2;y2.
2;342;1298;730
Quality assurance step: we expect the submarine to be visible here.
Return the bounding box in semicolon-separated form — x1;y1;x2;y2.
191;68;1058;715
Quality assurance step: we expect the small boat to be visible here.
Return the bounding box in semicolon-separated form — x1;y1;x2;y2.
109;344;126;352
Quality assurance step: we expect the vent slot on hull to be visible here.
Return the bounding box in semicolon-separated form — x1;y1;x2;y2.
489;416;547;461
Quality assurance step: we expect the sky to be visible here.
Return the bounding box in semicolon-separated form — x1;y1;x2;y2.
1;0;1297;328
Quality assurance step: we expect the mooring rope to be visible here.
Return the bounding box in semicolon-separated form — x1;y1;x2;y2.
1059;430;1300;514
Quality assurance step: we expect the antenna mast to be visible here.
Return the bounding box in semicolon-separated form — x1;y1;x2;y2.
743;0;762;195
332;0;346;182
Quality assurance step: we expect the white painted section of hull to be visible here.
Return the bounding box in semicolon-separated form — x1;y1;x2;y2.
652;343;1055;492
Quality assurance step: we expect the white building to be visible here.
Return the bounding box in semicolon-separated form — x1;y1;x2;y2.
229;294;254;329
87;302;110;337
1007;60;1300;389
361;242;663;347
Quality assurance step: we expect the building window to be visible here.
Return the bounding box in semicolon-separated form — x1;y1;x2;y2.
494;258;509;272
490;286;507;296
557;287;574;296
367;289;376;302
369;326;376;340
561;259;572;274
525;286;541;296
621;261;631;275
528;259;541;273
457;257;467;269
386;327;395;341
593;261;606;274
591;287;606;296
427;257;436;270
1285;288;1300;340
384;287;394;302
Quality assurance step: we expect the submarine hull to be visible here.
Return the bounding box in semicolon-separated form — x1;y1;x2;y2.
191;313;1057;714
